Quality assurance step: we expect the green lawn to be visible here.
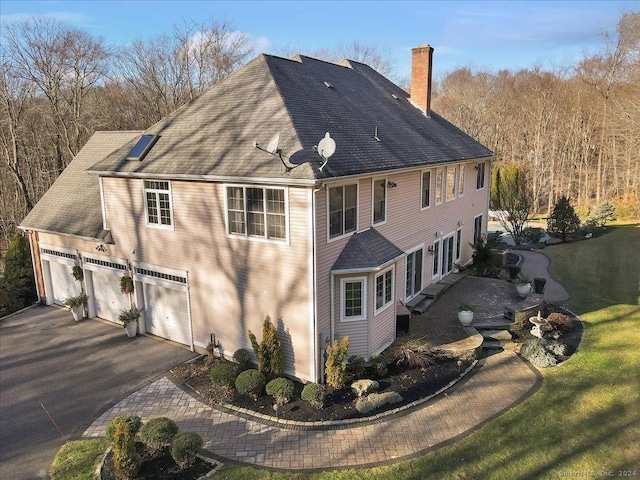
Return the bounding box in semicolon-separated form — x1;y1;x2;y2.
217;224;640;479
50;224;639;479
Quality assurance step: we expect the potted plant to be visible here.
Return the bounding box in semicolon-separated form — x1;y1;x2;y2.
118;305;141;337
457;303;475;326
516;278;532;297
120;275;134;295
63;293;89;321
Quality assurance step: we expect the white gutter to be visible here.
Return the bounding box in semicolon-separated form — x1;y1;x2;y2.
16;226;109;245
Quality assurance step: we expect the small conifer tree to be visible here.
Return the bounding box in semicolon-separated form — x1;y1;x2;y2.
1;234;35;312
248;316;284;380
325;336;349;389
547;196;580;242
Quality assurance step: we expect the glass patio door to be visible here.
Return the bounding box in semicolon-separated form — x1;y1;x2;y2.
442;235;455;275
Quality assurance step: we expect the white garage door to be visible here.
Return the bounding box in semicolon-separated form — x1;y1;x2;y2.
49;261;80;306
91;270;125;322
142;282;190;346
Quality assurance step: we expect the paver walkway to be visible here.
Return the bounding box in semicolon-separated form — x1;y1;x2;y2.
82;250;564;470
84;351;539;469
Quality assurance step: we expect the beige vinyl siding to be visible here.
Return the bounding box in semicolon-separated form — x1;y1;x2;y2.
371;304;395;355
314;161;489;358
101;177;312;380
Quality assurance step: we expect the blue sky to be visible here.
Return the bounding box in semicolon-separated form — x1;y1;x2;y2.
2;1;637;80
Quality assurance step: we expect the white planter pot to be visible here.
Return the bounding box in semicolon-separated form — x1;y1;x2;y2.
458;310;474;326
516;283;531;297
71;305;83;321
124;321;137;337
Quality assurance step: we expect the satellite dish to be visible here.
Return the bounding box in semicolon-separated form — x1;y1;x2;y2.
317;132;336;172
317;132;336;159
267;133;280;155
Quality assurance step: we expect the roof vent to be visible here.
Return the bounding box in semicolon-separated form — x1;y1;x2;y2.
323;81;333;89
391;93;399;100
374;127;380;142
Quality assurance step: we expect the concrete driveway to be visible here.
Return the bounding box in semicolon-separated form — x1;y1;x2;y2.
0;305;197;479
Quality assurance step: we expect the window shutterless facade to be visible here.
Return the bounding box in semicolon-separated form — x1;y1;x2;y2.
421;170;431;209
144;180;173;228
226;185;287;240
372;178;386;224
405;248;423;298
474;214;483;244
435;168;443;204
476;162;486;189
446;165;457;201
375;267;394;312
341;277;366;321
459;165;465;196
329;184;357;239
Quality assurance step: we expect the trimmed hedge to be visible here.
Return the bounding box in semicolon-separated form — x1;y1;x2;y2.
210;363;238;386
265;377;295;405
139;417;178;452
171;432;203;468
235;369;265;398
301;383;325;409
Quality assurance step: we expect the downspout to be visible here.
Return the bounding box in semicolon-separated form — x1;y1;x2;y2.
330;271;335;344
27;231;41;303
311;185;322;383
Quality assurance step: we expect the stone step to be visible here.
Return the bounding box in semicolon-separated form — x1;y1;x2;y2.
423;283;447;299
481;329;513;341
473;320;514;330
483;339;517;350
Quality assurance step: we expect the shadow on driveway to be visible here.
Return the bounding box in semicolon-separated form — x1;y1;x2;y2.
0;305;197;479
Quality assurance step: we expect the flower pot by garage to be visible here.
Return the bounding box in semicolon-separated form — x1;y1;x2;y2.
457;310;474;326
516;283;531;297
124;321;137;337
71;304;83;321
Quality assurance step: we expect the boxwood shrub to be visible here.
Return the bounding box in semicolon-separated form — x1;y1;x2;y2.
209;362;238;386
265;377;295;405
139;417;178;452
235;369;265;399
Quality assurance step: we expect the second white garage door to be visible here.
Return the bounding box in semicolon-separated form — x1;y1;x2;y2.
142;282;190;346
91;269;125;322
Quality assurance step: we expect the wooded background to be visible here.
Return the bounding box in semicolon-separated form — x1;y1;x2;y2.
1;13;638;257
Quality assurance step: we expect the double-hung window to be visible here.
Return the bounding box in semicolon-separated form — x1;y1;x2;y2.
372;178;386;224
329;184;357;238
226;186;287;240
446;165;457;201
341;277;366;321
144;180;173;228
435;168;443;204
375;267;394;312
476;162;486;189
421;170;431;209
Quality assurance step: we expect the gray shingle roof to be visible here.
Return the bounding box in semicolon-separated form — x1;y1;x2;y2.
331;228;405;273
20;131;142;239
89;54;492;181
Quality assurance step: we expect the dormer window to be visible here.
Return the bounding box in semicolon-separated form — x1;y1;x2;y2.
127;135;159;161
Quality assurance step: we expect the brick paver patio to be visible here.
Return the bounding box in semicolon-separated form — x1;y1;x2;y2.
84;350;539;469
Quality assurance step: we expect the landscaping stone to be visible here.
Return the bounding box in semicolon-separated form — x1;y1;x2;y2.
351;379;379;397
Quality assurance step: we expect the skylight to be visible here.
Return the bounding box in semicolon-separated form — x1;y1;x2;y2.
126;134;159;161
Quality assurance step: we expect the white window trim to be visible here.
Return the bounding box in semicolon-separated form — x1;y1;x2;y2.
432;238;442;279
405;243;425;301
374;265;394;315
371;177;387;226
435;167;444;205
459;164;466;197
327;182;359;243
143;179;174;230
455;227;462;262
476;162;486;190
420;169;432;210
473;213;484;244
445;165;458;202
224;184;290;244
340;276;367;322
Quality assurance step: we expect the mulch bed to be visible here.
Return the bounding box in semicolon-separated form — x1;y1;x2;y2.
101;442;215;480
509;303;584;363
169;356;473;423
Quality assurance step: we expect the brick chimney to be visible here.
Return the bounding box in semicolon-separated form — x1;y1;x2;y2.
411;44;434;116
